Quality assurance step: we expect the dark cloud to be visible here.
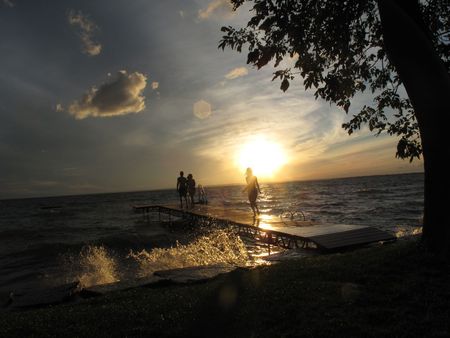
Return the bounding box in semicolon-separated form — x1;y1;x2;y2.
2;0;14;8
67;70;148;119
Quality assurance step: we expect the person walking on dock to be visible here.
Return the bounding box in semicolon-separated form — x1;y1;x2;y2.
177;171;188;208
186;173;196;208
243;167;261;217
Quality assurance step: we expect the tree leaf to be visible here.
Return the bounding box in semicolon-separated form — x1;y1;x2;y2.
280;78;290;92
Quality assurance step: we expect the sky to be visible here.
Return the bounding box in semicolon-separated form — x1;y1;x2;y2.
0;0;423;199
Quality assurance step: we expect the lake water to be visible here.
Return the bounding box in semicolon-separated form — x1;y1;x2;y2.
0;173;423;294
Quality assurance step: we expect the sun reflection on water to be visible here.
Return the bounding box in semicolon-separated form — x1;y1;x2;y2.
255;214;279;230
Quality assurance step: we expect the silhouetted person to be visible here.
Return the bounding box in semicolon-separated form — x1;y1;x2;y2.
242;167;261;217
187;173;196;208
177;171;188;208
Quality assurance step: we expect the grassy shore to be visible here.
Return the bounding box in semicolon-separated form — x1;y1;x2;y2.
1;238;449;337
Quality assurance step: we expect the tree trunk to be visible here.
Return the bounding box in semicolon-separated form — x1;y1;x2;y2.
377;0;450;254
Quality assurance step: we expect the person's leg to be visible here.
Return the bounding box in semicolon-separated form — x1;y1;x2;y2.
182;191;186;208
250;202;256;216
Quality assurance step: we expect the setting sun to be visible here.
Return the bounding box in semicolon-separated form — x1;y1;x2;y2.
236;137;287;178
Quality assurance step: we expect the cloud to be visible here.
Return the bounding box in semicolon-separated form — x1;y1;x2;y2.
68;10;102;56
67;70;147;119
225;67;248;80
151;81;159;90
193;100;212;119
2;0;14;7
198;0;233;20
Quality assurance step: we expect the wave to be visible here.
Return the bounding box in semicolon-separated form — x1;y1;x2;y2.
61;229;253;288
127;229;251;278
355;188;392;195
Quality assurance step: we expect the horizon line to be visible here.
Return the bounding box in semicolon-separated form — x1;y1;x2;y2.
1;171;424;202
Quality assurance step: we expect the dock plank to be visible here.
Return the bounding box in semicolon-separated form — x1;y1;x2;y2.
309;228;396;250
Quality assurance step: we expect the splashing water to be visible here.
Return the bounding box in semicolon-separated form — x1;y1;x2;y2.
63;229;254;288
127;229;253;277
395;226;423;238
73;245;119;288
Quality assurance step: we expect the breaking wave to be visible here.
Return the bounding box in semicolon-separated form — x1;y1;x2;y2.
66;229;253;287
128;229;252;277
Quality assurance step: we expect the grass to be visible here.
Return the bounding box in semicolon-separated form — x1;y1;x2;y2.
1;239;449;337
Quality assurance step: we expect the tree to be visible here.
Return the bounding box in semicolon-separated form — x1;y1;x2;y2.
219;0;450;253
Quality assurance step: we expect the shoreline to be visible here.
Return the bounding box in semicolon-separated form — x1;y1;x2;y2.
2;237;448;337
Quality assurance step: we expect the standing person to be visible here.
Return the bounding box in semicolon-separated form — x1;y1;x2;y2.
243;167;261;217
177;171;188;208
186;173;196;208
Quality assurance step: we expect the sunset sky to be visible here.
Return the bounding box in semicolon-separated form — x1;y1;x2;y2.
0;0;423;199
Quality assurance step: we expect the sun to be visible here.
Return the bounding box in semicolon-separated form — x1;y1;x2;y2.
236;137;287;178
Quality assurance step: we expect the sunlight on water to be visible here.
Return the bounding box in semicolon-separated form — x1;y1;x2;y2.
127;229;253;277
257;214;278;230
73;245;119;288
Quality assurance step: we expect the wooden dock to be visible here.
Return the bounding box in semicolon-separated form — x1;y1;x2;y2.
132;204;396;252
